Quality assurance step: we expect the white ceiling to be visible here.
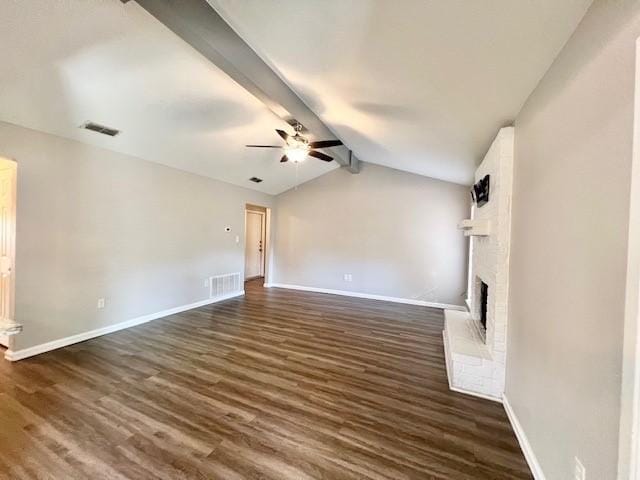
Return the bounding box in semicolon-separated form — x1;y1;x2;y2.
0;1;592;193
0;0;336;195
210;0;593;185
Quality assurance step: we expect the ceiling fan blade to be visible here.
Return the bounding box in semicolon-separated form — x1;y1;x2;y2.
275;129;290;142
308;150;333;162
309;139;343;149
245;145;283;148
280;155;289;163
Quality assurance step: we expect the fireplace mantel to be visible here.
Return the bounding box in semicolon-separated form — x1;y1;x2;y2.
457;219;491;236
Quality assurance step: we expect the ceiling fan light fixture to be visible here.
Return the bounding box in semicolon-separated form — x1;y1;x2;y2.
284;144;309;163
246;128;339;164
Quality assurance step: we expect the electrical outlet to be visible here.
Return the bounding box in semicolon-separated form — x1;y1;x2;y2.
97;298;105;309
343;273;353;282
574;457;585;480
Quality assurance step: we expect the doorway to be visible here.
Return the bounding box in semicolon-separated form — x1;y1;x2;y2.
245;204;267;281
0;158;17;352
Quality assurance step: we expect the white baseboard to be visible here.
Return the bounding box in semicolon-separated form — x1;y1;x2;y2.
266;283;466;311
503;394;546;480
4;290;244;362
449;384;502;403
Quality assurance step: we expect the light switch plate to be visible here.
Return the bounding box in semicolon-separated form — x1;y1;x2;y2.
97;298;105;309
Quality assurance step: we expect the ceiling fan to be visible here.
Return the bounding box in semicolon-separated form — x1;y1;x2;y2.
246;124;343;163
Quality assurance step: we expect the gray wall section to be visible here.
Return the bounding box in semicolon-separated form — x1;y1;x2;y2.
0;121;273;351
2;121;469;353
272;162;469;306
507;1;640;478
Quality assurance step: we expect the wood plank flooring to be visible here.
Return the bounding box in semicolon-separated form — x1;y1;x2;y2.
0;279;532;479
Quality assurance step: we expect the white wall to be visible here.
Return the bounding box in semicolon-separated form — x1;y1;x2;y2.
0;121;273;352
506;1;640;478
619;37;640;479
272;162;469;306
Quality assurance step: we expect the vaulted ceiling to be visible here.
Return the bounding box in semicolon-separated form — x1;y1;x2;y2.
0;0;336;195
0;0;592;193
210;0;593;185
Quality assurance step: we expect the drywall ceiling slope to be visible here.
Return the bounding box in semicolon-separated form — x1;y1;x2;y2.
209;0;593;185
0;0;337;194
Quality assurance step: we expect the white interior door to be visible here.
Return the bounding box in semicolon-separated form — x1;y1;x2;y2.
0;162;16;348
245;211;264;279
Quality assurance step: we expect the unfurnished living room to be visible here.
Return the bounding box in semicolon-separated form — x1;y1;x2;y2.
1;1;640;479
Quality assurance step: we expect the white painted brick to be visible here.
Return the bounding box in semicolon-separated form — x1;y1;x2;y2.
445;127;513;402
460;375;482;388
493;351;507;364
458;354;482;367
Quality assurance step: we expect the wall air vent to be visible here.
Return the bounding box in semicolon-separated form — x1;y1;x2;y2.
249;177;263;183
82;122;120;137
210;272;242;300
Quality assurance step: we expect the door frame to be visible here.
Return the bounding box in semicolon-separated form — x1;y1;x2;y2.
244;204;270;283
244;209;265;279
0;157;17;353
618;36;640;480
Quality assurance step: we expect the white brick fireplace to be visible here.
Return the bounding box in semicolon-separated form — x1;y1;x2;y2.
443;127;514;401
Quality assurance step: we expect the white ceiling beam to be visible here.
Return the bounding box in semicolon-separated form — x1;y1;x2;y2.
128;0;360;173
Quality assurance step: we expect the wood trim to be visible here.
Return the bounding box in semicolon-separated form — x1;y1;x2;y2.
4;291;244;362
266;283;467;311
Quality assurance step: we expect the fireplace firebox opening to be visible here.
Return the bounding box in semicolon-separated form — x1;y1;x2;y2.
480;281;488;332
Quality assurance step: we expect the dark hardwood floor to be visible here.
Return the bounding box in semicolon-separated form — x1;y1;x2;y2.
0;279;532;479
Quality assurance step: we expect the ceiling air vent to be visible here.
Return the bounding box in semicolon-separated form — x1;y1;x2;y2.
82;122;120;137
249;177;263;183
